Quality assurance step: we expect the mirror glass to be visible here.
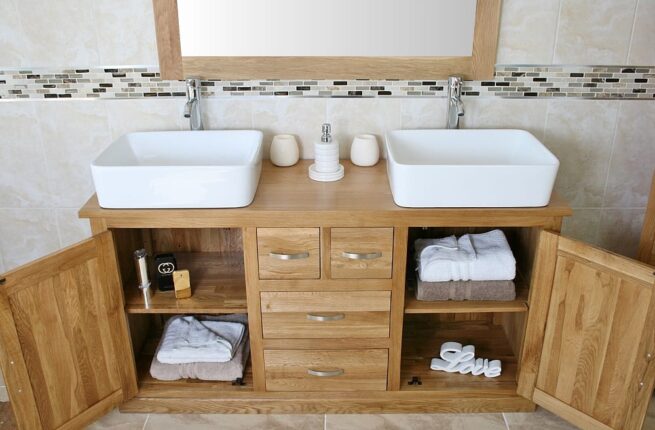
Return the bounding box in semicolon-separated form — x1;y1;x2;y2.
178;0;477;57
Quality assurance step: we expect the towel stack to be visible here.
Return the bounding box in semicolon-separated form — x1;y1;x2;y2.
414;230;516;301
150;314;250;382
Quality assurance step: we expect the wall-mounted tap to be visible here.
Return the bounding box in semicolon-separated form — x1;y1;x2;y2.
446;76;465;129
184;78;204;131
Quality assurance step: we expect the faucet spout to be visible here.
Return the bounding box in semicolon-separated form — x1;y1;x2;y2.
446;76;464;129
185;79;204;131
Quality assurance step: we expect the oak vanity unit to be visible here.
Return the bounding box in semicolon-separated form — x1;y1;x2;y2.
1;161;654;430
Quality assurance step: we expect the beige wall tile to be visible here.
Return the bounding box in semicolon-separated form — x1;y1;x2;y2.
252;98;327;159
105;99;186;140
0;102;53;208
542;100;619;207
0;0;25;66
0;209;60;270
553;0;638;64
400;98;448;129
598;208;645;257
56;208;92;248
504;407;577;429
326;413;506;430
87;408;147;430
629;0;655;65
94;0;158;65
145;413;323;429
204;99;254;130
0;386;7;403
0;252;5;274
496;0;560;64
461;98;549;140
37;101;112;208
327;98;401;158
562;208;601;246
604;102;655;208
12;0;100;67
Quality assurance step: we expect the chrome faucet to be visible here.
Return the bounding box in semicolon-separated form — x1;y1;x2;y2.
447;76;465;129
184;78;204;130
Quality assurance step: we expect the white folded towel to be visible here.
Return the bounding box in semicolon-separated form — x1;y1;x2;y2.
417;229;516;282
415;236;476;282
157;316;246;364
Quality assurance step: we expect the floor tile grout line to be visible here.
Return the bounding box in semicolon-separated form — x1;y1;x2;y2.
502;412;511;430
324;413;327;430
141;413;149;430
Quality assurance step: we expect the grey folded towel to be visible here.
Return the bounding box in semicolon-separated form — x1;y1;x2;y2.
416;279;516;301
150;314;250;382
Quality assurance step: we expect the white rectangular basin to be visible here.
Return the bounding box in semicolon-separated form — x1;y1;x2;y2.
385;129;559;207
91;130;263;208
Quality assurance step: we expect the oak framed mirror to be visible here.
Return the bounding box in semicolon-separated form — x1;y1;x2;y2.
152;0;501;80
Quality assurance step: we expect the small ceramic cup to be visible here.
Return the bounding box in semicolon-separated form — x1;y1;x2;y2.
350;134;379;167
270;134;300;167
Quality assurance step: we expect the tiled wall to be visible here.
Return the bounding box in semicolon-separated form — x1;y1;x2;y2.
0;0;655;401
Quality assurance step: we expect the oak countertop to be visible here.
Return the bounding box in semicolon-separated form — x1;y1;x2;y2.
79;160;572;228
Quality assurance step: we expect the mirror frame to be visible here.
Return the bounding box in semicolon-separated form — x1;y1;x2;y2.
153;0;501;80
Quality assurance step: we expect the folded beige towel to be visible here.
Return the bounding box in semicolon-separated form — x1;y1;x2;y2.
416;279;516;301
150;314;250;382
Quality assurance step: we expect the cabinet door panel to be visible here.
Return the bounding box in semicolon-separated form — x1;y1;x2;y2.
532;232;655;430
0;232;136;430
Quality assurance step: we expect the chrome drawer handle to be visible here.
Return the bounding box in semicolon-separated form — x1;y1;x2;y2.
269;251;310;260
307;368;344;377
307;313;345;322
342;251;382;260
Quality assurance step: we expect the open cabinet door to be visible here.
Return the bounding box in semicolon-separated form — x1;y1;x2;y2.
524;230;655;430
0;231;137;430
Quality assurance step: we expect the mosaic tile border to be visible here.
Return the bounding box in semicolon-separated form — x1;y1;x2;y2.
0;65;653;100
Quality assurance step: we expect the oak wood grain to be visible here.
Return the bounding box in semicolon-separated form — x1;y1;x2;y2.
151;0;183;79
535;235;655;430
261;311;390;339
260;291;391;313
0;232;135;429
257;228;320;279
330;228;393;279
264;349;388;392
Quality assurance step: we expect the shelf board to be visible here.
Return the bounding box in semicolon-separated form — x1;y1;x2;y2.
400;319;518;393
404;277;529;314
135;330;253;397
125;252;247;314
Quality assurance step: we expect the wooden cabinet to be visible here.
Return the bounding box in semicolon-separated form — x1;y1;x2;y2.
2;161;655;429
523;232;655;430
0;232;137;429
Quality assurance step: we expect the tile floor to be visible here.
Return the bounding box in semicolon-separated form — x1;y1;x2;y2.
0;401;652;429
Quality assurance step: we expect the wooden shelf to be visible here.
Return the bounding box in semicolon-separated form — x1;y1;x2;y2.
125;252;247;314
404;277;529;314
135;330;253;397
400;318;518;393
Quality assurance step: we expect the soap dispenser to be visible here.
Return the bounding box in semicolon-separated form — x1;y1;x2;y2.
309;123;344;182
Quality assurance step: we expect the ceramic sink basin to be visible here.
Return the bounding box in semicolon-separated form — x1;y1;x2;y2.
91;130;263;208
385;129;559;207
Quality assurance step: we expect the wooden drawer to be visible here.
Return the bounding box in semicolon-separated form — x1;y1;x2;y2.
264;349;388;391
257;228;320;279
330;228;393;279
260;291;391;339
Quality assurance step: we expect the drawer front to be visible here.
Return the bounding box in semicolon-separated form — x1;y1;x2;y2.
260;291;391;313
264;349;388;391
257;228;320;279
331;228;393;279
261;311;390;339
